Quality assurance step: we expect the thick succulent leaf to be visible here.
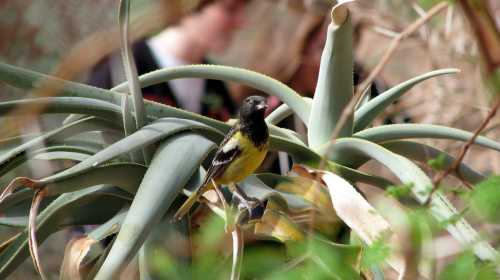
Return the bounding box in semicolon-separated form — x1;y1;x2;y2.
308;9;353;148
321;138;499;263
0;186;131;278
94;133;215;279
381;140;485;184
0;97;122;123
41;163;146;196
111;65;310;124
353;124;500;152
0;117;118;177
32;118;222;186
33;151;91;162
0;145;95;182
265;97;312;125
60;207;127;280
353;69;459;131
0;63;311;151
0;62;123;106
118;0;147;132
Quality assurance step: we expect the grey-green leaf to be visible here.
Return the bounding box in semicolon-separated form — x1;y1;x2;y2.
354;124;500;152
308;14;353;148
94;133;215;279
353;69;459;131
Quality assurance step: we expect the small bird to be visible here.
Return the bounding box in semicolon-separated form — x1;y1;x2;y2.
174;95;269;221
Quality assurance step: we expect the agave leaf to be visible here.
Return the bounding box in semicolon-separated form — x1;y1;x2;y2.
0;62;123;107
265;97;312;125
381;140;485;184
118;0;147;132
0;63;310;150
111;65;310;124
94;133;215;279
0;97;122;123
0;185;131;278
308;7;353;148
353;123;500;152
353;69;460;131
0;62;309;124
321;138;499;263
42;163;146;196
0;145;95;181
0;163;145;213
0;116;117;175
25;118;222;188
33;151;91;162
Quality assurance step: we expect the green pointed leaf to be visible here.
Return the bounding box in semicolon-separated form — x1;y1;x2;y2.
0;97;122;122
320;138;499;263
118;0;147;133
354;124;500;152
111;65;309;124
94;133;215;279
354;69;459;131
265;97;312;125
33;118;222;187
308;12;353;148
381;140;485;184
0;186;131;278
0;117;118;177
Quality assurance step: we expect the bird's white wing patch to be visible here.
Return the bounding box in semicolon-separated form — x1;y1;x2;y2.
222;137;239;153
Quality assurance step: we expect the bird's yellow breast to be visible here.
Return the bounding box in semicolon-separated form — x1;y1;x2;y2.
215;131;268;185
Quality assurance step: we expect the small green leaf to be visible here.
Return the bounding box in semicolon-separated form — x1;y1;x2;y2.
470;176;500;223
438;252;476;280
427;153;447;170
385;183;414;199
361;237;391;269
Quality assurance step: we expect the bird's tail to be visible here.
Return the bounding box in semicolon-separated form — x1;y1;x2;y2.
173;191;201;221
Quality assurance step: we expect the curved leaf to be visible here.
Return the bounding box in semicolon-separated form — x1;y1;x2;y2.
353;69;459;131
118;0;147;133
30;118;222;187
322;138;499;263
94;133;215;279
308;11;353;148
0;97;122;123
0;186;131;278
353;124;500;152
265;97;312;125
111;65;309;124
381;140;485;184
0;117;118;177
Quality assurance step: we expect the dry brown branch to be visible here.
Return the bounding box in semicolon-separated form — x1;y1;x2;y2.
427;97;500;202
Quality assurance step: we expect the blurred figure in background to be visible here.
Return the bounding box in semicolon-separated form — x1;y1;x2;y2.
88;0;249;121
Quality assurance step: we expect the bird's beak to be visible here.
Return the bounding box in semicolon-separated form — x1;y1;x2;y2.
256;102;268;111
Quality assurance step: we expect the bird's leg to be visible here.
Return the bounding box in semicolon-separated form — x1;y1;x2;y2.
212;179;233;232
231;183;261;218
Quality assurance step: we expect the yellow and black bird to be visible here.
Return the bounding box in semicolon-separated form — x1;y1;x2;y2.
174;95;269;220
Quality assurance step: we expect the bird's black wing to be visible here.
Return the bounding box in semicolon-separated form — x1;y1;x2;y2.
201;123;241;187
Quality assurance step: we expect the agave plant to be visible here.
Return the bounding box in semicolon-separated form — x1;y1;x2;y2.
0;1;498;279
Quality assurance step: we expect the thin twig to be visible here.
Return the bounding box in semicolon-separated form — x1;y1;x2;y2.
426;97;500;204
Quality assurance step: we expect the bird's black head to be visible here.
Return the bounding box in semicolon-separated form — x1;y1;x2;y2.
239;95;268;123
